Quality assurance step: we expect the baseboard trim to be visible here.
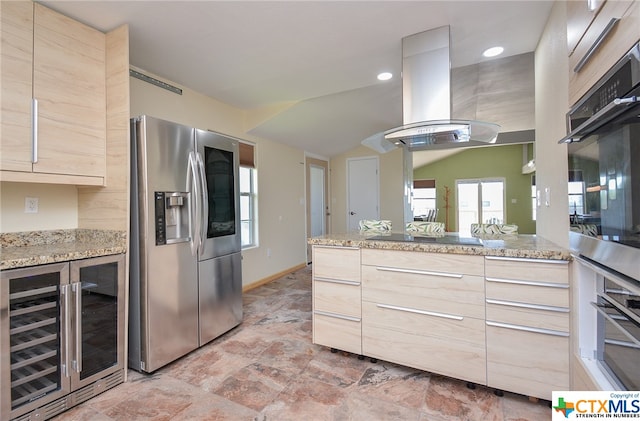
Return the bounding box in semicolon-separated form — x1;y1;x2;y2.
242;262;308;292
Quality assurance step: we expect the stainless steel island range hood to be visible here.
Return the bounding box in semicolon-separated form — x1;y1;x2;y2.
363;26;500;153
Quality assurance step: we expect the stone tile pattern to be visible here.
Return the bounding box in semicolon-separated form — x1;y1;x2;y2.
52;266;552;421
0;229;126;270
308;231;572;260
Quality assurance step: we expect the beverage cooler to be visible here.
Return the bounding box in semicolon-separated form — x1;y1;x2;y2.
1;254;125;421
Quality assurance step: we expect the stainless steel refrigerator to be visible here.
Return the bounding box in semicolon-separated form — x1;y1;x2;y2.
129;115;243;373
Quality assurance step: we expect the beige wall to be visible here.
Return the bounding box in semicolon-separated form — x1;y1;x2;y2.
130;68;307;286
0;182;78;231
329;145;405;233
534;1;570;247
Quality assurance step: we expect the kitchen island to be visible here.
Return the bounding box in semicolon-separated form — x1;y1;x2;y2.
309;231;571;401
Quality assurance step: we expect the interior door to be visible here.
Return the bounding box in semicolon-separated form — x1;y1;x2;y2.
347;157;379;231
306;157;329;262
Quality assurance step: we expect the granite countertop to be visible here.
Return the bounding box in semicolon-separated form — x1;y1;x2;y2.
308;231;571;261
1;229;127;270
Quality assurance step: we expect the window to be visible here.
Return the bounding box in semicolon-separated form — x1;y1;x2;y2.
413;179;437;218
239;142;257;248
456;178;505;235
568;170;585;218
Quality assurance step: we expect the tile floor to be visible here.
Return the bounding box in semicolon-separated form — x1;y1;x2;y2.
53;265;552;420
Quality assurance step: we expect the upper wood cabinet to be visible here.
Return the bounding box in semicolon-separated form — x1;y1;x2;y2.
567;0;605;56
567;0;639;105
1;2;106;186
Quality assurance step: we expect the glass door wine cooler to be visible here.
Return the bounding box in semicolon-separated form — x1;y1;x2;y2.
1;254;125;421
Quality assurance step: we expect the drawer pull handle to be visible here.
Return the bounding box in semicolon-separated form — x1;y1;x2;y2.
314;277;360;286
486;321;569;337
376;303;463;321
574;17;620;73
486;277;569;289
485;256;569;265
486;298;569;313
315;245;359;250
314;310;361;322
375;266;463;279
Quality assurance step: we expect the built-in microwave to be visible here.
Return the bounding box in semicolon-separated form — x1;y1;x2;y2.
562;41;640;249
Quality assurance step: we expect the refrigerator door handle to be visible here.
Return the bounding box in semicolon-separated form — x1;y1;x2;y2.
187;151;200;256
196;151;208;255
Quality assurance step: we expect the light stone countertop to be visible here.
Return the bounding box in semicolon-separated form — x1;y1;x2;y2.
1;229;127;270
308;231;571;261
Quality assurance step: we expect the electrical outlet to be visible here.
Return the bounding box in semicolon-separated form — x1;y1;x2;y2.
25;197;39;213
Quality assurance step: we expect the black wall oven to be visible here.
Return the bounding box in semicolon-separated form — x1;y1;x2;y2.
562;41;640;247
567;40;640;391
593;267;640;390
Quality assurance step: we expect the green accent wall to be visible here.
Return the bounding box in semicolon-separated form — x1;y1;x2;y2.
413;144;536;234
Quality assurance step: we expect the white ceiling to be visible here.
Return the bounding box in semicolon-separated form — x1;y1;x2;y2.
41;0;554;163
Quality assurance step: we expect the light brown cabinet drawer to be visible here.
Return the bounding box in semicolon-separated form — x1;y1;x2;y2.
485;277;569;308
313;246;360;282
313;312;361;354
486;323;569;400
313;278;361;317
485;256;569;285
362;265;484;319
568;0;638;105
486;301;570;332
361;249;484;276
362;301;486;384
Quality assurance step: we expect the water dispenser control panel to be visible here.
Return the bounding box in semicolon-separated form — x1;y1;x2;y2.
154;191;190;245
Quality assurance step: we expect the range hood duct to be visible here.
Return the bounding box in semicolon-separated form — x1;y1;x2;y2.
362;26;500;153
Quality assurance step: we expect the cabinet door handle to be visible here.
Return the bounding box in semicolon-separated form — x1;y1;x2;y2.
574;17;620;73
485;256;569;265
61;284;71;378
72;282;83;373
375;266;463;279
376;303;463;321
314;277;360;286
486;320;569;337
486;277;569;289
31;98;38;163
314;310;360;322
486;298;569;313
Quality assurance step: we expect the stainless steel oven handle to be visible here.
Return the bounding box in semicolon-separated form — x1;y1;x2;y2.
559;95;639;144
196;151;208;256
591;302;640;347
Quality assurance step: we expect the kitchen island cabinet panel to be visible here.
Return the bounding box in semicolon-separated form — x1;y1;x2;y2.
313;246;360;282
312;245;362;354
485;256;569;285
362;301;486;384
361;249;484;276
485;277;570;308
313;313;361;355
486;303;570;332
314;279;361;318
361;265;485;319
486;324;569;400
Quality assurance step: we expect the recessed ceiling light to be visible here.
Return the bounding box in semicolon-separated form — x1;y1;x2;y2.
482;46;504;58
377;72;393;81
